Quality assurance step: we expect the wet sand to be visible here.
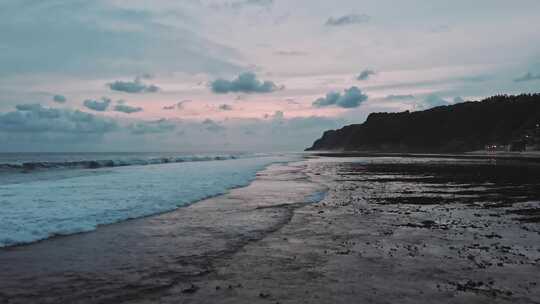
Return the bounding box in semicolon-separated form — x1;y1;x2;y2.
0;162;324;303
2;156;540;303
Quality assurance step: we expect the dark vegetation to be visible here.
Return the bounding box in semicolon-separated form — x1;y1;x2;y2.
307;94;540;152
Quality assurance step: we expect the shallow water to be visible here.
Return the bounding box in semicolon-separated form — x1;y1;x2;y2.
0;155;294;247
0;161;323;304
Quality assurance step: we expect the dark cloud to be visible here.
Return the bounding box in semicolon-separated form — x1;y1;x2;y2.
52;94;67;103
0;104;117;134
325;14;371;26
384;94;415;100
113;103;143;114
83;97;111;112
313;86;368;108
16;103;51;113
163;100;190;110
129;119;176;135
357;69;376;81
177;100;190;109
108;77;160;93
218;104;233;111
210;72;280;94
202;119;225;132
268;110;285;126
514;72;540;82
272;110;284;120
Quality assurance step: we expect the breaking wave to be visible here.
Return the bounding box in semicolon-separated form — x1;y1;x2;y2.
0;154;253;172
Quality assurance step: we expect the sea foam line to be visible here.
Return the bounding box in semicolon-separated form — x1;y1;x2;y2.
0;155;294;248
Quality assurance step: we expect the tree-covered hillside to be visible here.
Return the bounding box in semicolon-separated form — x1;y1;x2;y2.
307;94;540;152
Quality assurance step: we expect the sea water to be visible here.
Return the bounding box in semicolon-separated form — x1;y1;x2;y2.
0;152;294;247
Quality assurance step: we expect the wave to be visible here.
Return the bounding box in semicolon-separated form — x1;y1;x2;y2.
0;155;293;247
0;154;249;172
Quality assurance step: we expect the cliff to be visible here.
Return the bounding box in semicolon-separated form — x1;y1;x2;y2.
307;94;540;152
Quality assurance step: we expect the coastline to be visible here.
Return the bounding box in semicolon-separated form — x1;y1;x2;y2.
0;155;292;248
0;161;325;303
1;155;539;303
307;150;540;162
175;155;540;304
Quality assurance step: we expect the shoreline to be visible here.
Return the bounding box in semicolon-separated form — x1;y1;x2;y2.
0;155;293;248
1;169;276;250
1;155;539;303
307;150;540;162
0;161;325;303
173;156;540;303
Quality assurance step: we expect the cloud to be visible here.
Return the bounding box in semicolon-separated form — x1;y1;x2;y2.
52;95;67;103
218;104;233;111
0;104;117;134
138;73;153;79
113;103;143;114
202;118;225;132
272;110;284;120
163;100;190;110
265;110;285;123
210;72;280;94
313;86;368;108
129;119;176;135
16;103;51;113
285;98;299;104
212;0;273;10
453;96;465;103
83;97;111;112
231;0;274;8
163;105;176;110
357;69;376;81
425;94;450;106
367;75;490;92
514;72;540;82
325;14;371;26
415;94;451;110
177;100;191;109
0;2;241;77
108;77;160;93
283;115;341;131
274;50;308;56
384;94;415;100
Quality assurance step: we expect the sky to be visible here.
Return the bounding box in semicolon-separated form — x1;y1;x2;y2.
1;0;540;152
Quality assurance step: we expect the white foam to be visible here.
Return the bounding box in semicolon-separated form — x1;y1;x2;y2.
0;156;292;247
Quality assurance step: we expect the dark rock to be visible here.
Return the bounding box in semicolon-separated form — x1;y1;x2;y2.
182;284;199;294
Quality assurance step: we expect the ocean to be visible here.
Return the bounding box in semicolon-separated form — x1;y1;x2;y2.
0;152;296;247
